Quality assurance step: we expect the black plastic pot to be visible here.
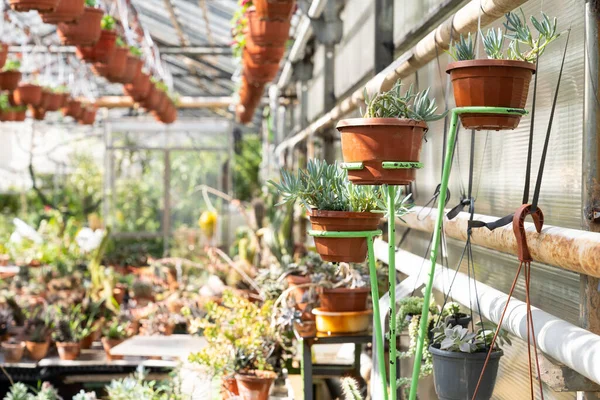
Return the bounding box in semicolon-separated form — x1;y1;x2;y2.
444;313;472;329
430;345;503;400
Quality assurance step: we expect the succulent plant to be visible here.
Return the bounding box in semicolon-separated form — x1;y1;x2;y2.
3;382;30;400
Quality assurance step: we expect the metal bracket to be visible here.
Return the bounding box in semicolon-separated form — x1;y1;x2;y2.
340;162;364;170
382;161;424;170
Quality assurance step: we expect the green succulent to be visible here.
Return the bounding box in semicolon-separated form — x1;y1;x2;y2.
3;60;21;72
129;45;143;57
85;0;96;7
3;382;30;400
481;28;505;59
446;33;476;61
504;9;561;61
101;15;116;31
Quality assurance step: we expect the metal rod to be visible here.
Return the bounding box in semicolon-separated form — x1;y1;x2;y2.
387;185;398;400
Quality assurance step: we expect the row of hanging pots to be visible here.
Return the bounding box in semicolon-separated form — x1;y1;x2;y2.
57;5;104;46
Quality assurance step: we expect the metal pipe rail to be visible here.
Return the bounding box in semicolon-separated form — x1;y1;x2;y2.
374;242;600;386
398;206;600;278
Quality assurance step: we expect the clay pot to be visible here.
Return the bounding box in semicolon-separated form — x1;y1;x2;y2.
309;210;381;262
13;84;42;107
57;7;104;46
319;287;370;312
158;102;177;124
254;0;295;20
10;0;59;12
56;342;80;361
101;337;124;361
337;118;428;185
446;59;536;130
113;287;125;305
286;274;315;321
0;71;22;91
40;0;85;24
312;308;372;333
0;43;7;70
221;375;239;399
79;334;94;350
247;8;291;46
30;107;46;121
245;34;285;64
63;98;83;118
41;91;63;111
119;56;143;84
141;85;160;110
124;72;151;101
244;63;280;84
25;340;49;361
2;341;25;363
79;107;97;125
0;110;15;122
105;47;129;82
239;77;265;109
76;29;117;64
236;104;256;124
13;109;26;122
235;370;277;400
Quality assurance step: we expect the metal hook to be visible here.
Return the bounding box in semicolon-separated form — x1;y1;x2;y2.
512;204;544;262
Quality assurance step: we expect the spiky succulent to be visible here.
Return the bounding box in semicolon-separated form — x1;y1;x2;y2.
446;33;476;61
481;28;505;59
504;9;560;61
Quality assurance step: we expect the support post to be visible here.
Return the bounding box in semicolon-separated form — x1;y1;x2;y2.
387;185;398;400
374;0;394;73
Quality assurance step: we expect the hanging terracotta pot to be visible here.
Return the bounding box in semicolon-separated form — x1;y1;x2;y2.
124;72;151;101
76;29;117;64
239;76;265;109
13;108;26;122
245;33;285;64
243;64;279;84
0;71;22;91
235;371;277;400
0;43;8;70
105;47;128;82
63;98;83;119
140;85;159;110
118;56;143;84
336;118;428;185
56;342;80;361
57;7;104;46
0;110;15;122
158;102;177;124
236;104;256;124
79;107;97;125
41;91;63;111
40;0;85;24
446;59;536;130
319;287;370;312
10;0;59;12
30;107;46;121
254;0;296;21
309;210;381;262
13;84;42;107
247;8;290;47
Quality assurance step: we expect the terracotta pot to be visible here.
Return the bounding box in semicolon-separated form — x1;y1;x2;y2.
40;0;85;24
150;90;168;114
236;104;256;124
13;109;26;122
56;342;80;360
13;84;42;107
286;275;315;321
113;287;125;305
119;56;143;84
79;334;94;350
0;110;15;122
41;91;63;111
104;47;128;82
235;370;277;400
158;103;177;124
101;337;124;361
319;287;370;312
337;118;428;185
239;77;265;109
254;0;295;20
2;341;25;363
312;308;372;333
0;71;22;91
222;375;239;399
30;107;46;121
244;64;280;84
141;85;159;110
0;43;7;70
124;72;151;101
63;99;82;118
309;209;381;262
10;0;59;12
57;7;104;46
446;59;536;130
76;29;117;64
79;107;97;125
25;340;49;361
245;34;285;64
247;8;291;47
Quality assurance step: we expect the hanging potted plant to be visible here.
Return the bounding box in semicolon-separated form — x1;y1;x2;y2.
429;323;511;399
245;33;285;64
24;307;53;361
13;106;27;122
10;0;59;12
254;0;296;21
0;94;15;122
57;0;104;46
14;82;43;107
0;43;8;70
446;10;561;130
78;104;97;125
242;48;280;84
102;38;129;82
117;45;143;84
124;70;151;101
0;60;22;91
247;7;290;47
101;318;128;361
52;305;86;361
337;79;444;185
39;87;64;111
157;98;178;124
76;15;117;64
40;0;85;24
63;97;83;119
140;81;160;110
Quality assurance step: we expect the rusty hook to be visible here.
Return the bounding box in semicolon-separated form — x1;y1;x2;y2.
512;204;544;263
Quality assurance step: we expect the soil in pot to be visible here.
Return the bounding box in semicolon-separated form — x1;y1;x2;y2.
309;210;381;262
10;0;59;12
2;341;25;363
247;8;291;47
0;71;22;91
26;340;49;361
319;287;370;312
76;29;117;64
14;84;42;107
0;43;7;70
430;345;503;400
337;118;427;185
312;308;372;333
101;337;124;361
235;370;277;400
40;0;85;24
57;7;104;46
254;0;296;21
446;59;536;130
221;375;239;399
56;342;81;360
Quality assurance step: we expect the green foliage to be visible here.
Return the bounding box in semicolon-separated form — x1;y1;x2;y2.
101;15;116;30
233;135;262;201
481;28;505;59
432;321;512;353
442;302;462;317
25;307;54;343
362;79;445;122
116;37;126;48
52;304;86;343
504;9;560;61
3;382;30;400
85;0;96;7
106;368;164;400
0;93;10;111
103;317;128;340
129;45;143;57
30;382;60;400
3;60;21;72
446;33;476;61
230;0;251;60
151;77;168;92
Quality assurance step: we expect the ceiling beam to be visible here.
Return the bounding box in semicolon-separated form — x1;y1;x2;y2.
96;96;234;109
9;45;231;56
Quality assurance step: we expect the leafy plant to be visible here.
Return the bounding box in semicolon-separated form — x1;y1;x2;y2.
504;9;560;61
432;321;511;353
362;79;445;122
103;318;128;340
72;391;97;400
0;308;14;336
3;60;21;72
52;305;86;343
116;37;126;48
446;33;476;61
482;28;505;59
129;45;143;57
101;15;116;31
85;0;96;7
3;383;30;400
24;307;54;343
30;382;60;400
0;93;10;111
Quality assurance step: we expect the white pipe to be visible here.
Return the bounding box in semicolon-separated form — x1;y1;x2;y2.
374;241;600;385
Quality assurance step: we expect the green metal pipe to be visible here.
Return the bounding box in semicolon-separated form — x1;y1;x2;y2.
387;185;398;400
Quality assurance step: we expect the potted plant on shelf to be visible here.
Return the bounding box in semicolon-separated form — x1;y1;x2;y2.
101;318;128;361
446;10;561;130
189;342;239;399
24;307;53;361
10;0;59;12
76;15;117;64
52;305;86;361
12;106;27;122
429;322;511;399
78;104;97;125
57;0;104;46
40;0;85;24
0;60;22;91
336;79;444;185
2;338;25;363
